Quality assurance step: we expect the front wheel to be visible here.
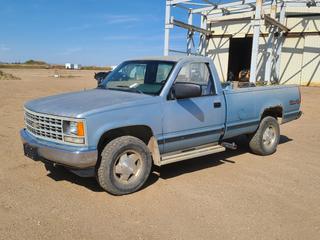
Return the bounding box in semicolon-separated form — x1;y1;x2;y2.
97;136;152;195
249;116;280;156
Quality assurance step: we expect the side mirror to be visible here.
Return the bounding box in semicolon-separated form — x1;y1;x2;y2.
173;82;201;99
95;78;103;86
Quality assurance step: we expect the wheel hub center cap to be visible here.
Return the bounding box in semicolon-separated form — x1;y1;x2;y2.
115;152;141;182
263;126;276;146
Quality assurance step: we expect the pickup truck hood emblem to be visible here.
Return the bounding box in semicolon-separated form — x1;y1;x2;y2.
24;89;154;118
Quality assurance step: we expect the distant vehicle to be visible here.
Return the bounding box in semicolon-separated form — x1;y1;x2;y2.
65;63;81;70
21;56;301;195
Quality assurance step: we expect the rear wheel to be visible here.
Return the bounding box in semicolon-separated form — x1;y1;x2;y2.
97;136;152;195
249;116;280;156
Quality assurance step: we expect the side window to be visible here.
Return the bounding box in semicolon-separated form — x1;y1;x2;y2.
175;62;215;96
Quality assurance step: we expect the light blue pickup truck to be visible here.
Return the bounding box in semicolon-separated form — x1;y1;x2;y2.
21;56;301;195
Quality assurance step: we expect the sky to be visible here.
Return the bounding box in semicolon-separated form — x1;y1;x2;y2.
0;0;196;66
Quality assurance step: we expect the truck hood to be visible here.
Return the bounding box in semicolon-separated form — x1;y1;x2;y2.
25;89;157;118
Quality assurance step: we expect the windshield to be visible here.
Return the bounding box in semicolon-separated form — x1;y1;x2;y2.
99;60;175;95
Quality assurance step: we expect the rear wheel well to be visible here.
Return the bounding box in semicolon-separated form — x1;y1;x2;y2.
261;106;283;120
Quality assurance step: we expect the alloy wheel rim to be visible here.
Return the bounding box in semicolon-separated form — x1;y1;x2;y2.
113;150;142;184
262;125;276;148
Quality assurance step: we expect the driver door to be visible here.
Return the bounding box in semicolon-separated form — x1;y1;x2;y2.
162;62;225;153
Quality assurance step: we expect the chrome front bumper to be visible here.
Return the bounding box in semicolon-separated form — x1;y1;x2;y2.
20;129;97;169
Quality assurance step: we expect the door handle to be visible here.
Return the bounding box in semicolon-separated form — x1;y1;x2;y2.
214;102;221;108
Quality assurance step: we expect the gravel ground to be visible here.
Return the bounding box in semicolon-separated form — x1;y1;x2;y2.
0;68;319;240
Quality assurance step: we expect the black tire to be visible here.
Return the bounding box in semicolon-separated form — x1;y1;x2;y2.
44;162;62;172
44;162;55;172
249;116;280;156
97;136;152;195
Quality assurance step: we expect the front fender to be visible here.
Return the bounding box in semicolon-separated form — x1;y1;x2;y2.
85;104;163;149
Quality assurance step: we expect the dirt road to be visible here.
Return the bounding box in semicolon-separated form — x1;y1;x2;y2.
0;68;319;239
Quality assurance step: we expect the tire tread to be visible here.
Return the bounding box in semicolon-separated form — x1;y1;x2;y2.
97;136;152;195
249;116;280;156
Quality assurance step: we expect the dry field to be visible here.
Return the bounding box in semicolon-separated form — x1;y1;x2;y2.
0;68;319;240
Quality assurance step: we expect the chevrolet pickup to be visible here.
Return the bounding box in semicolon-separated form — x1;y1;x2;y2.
21;56;302;195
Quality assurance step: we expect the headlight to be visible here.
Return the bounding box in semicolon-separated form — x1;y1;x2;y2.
63;120;85;144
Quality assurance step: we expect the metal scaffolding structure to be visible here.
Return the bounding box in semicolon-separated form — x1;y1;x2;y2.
164;0;320;83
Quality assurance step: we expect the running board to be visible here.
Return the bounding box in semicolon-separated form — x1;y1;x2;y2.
160;144;226;166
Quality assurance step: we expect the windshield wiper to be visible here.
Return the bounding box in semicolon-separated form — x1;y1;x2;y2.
110;85;144;94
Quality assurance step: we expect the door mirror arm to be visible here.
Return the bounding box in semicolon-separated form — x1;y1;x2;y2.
167;86;177;100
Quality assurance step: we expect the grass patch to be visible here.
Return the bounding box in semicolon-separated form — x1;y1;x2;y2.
24;59;47;65
1;59;112;70
0;70;21;80
81;66;112;71
0;64;52;69
0;64;112;71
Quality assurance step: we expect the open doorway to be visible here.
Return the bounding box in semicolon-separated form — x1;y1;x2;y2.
227;37;253;82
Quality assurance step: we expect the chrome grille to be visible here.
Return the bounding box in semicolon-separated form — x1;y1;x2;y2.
24;109;63;142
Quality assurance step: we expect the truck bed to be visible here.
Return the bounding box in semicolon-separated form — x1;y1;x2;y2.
222;84;301;139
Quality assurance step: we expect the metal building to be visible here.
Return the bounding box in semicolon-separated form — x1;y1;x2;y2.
164;0;320;86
